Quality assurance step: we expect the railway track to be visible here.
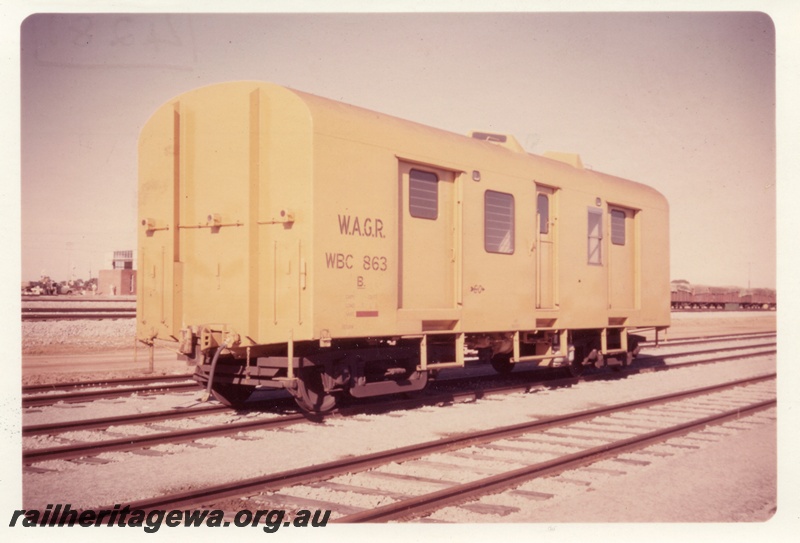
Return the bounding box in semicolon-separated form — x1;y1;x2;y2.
22;344;775;465
22;379;199;408
21;297;136;321
22;331;774;410
22;309;135;321
22;309;136;321
23;374;194;394
92;372;775;517
338;378;775;522
23;411;305;464
23;404;229;436
639;330;775;347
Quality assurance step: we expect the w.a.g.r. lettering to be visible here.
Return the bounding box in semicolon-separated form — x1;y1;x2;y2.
338;214;385;238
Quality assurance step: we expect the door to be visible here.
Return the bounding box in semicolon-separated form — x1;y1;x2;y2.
536;185;556;309
138;101;183;340
398;163;455;309
609;206;636;309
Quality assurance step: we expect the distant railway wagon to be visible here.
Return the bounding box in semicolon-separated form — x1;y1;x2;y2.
137;82;671;412
740;289;777;309
670;281;776;310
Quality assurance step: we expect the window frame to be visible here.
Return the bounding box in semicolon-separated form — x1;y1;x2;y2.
610;208;626;246
537;193;550;235
587;207;603;265
408;168;439;220
484;190;515;255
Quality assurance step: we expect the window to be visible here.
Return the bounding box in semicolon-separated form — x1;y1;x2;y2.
485;190;515;254
610;209;626;245
409;169;438;219
537;194;549;234
588;208;603;265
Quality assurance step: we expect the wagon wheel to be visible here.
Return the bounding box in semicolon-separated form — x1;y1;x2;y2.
490;352;515;374
566;347;586;378
609;352;631;372
211;383;256;408
292;366;338;414
610;338;637;372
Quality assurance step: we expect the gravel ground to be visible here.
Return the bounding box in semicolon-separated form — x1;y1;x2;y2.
19;356;777;515
22;319;137;355
11;310;795;540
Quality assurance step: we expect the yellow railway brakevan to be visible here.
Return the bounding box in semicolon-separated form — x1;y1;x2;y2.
137;81;670;412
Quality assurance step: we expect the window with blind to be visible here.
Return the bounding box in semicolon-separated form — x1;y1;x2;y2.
485;190;515;254
610;209;626;245
409;169;438;220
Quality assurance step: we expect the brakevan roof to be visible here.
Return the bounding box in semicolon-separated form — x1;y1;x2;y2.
150;81;669;211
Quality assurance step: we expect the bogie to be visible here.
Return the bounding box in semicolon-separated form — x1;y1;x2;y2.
211;383;256;408
490;352;515;374
290;366;338;414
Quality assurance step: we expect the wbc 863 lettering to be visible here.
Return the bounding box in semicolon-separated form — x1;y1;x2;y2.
324;253;388;272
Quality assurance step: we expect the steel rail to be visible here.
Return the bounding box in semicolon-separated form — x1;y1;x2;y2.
22;404;228;436
22;347;776;437
337;396;776;522
22;296;135;302
629;347;775;374
639;330;775;346
23;413;308;463
22;336;772;396
426;344;776;396
23;374;194;394
22;313;135;321
637;342;774;360
368;347;777;416
22;382;201;408
95;372;775;512
23;307;135;313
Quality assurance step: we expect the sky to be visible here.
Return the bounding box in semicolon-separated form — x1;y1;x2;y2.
8;3;792;292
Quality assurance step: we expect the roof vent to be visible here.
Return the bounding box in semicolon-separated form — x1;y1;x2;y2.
469;131;525;153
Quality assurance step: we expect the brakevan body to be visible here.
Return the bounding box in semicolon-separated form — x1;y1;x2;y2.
137;81;670;412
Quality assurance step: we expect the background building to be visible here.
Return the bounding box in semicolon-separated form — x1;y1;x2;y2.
98;250;136;295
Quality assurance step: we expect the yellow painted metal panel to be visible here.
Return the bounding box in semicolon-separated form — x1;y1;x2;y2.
536;185;557;310
609;206;636;310
138;81;671;353
399;162;456;311
137;101;179;341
